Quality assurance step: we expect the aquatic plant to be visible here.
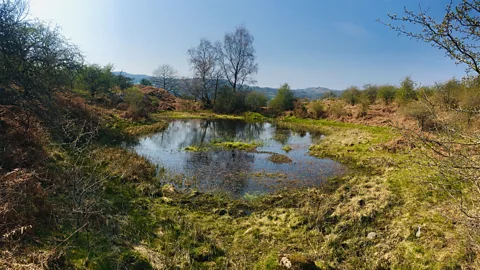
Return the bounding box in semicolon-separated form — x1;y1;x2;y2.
282;145;293;152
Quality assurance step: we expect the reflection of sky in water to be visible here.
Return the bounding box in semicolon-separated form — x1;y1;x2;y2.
132;119;346;197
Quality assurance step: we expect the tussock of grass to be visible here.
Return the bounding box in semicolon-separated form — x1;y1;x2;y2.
184;145;208;152
93;147;157;182
267;153;292;164
124;121;168;136
213;141;261;151
289;116;469;269
244;112;267;122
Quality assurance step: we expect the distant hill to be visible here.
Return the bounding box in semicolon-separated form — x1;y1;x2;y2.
249;86;342;100
293;86;343;100
115;71;341;100
113;72;152;84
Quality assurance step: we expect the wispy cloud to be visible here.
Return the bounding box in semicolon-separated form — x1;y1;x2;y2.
337;22;370;37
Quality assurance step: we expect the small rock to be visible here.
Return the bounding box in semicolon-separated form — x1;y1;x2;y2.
367;232;377;239
280;256;292;269
279;254;319;269
416;226;421;238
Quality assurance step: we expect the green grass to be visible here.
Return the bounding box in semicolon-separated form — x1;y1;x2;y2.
184;139;263;152
152;111;244;120
212;141;261;151
20;111;470;269
277;116;469;269
124;121;169;136
184;145;209;152
134;113;469;268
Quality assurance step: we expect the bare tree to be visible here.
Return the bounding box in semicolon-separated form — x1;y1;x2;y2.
152;64;178;95
213;68;223;102
178;77;202;101
188;39;218;105
217;26;258;92
382;0;480;75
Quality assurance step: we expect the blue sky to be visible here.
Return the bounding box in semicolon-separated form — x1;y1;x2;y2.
29;0;468;89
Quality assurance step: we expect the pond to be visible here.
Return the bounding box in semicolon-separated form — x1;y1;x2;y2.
132;119;346;197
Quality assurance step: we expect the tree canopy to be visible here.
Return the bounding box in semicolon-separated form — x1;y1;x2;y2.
0;0;83;105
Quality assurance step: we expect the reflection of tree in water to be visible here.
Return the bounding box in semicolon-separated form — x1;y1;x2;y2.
210;120;265;141
296;130;307;138
273;128;292;145
184;150;254;196
150;119;212;149
168;120;266;146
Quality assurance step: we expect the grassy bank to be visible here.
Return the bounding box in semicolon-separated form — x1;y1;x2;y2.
152;111;244;120
102;113;472;268
4;110;473;269
278;116;470;268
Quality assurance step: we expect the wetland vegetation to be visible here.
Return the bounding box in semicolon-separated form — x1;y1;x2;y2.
2;0;480;269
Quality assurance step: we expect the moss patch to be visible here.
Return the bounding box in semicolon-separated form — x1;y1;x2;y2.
245;112;268;122
184;145;209;152
124;121;169;136
267;153;292;164
213;141;261;151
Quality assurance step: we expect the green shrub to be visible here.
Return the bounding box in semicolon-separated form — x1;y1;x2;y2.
358;94;370;118
269;83;295;115
140;78;153;86
458;80;480;123
405;101;436;131
327;101;350;118
396;76;417;104
125;87;150;119
245;91;268;112
341;86;361;105
307;100;325;119
213;86;247;113
377;85;397;105
363;84;379;104
435;79;462;109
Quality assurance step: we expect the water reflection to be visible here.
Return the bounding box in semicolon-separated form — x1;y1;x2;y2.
132;119;345;197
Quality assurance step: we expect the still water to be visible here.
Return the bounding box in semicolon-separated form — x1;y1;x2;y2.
132;119;346;197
